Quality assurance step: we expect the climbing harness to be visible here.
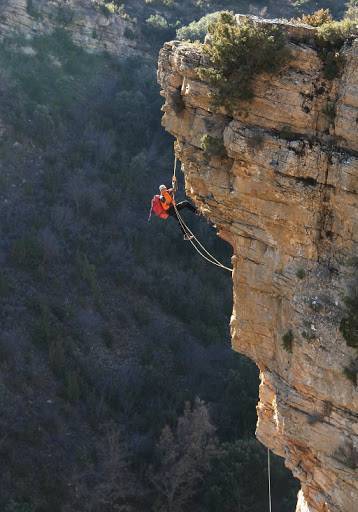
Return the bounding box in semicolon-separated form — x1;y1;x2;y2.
172;155;233;273
268;448;272;512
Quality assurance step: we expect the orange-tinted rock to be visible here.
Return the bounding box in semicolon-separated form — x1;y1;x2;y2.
158;18;358;512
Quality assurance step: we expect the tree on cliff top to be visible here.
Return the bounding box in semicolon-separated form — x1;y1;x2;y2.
198;13;290;111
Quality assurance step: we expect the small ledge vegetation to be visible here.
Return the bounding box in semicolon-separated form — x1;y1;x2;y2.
343;358;358;386
201;134;227;157
198;12;290;112
294;8;358;79
340;289;358;348
296;267;306;279
282;329;294;353
177;11;224;42
295;8;333;27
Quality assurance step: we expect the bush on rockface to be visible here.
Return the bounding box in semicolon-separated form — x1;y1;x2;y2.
295;8;333;26
340;291;358;348
282;329;294;353
316;18;357;48
201;134;227;157
177;11;224;41
345;0;358;20
292;8;357;79
343;358;358;386
315;17;357;79
198;13;290;111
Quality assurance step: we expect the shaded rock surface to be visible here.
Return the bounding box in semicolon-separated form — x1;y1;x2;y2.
158;17;358;512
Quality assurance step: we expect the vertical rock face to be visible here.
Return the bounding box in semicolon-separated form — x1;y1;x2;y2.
158;18;358;512
0;0;139;56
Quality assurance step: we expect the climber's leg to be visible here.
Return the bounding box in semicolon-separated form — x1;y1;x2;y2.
175;200;197;214
167;206;186;234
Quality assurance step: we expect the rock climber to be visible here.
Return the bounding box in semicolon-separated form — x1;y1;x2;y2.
148;176;198;240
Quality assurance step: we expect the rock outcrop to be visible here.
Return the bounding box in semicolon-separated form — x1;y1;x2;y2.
158;17;358;512
0;0;139;56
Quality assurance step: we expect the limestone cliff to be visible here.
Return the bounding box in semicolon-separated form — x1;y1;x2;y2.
158;17;358;512
0;0;139;56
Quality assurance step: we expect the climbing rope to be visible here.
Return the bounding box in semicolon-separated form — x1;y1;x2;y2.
172;155;233;273
173;156;272;509
268;448;272;512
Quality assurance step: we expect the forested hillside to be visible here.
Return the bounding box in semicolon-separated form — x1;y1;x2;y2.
0;1;350;511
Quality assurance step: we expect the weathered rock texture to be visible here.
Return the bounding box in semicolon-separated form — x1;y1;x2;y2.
0;0;139;56
158;17;358;512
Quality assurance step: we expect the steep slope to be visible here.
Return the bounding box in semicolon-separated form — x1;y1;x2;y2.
0;0;139;55
158;17;358;512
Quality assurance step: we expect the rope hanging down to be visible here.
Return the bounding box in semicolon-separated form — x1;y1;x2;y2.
173;157;271;508
268;448;272;512
172;156;233;273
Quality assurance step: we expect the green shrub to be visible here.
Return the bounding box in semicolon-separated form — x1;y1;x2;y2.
177;11;224;42
345;0;358;20
104;2;118;14
92;1;124;17
322;101;336;121
295;9;333;27
201;134;226;157
145;0;175;5
296;267;305;279
279;125;294;140
340;289;358;348
282;329;294;353
198;13;289;111
146;14;169;30
315;19;357;79
316;18;357;50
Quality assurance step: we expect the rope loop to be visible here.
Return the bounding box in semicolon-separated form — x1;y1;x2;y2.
172;155;233;273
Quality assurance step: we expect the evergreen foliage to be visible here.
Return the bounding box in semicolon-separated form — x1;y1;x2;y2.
296;267;306;279
340;292;358;347
295;8;333;26
201;134;227;157
282;330;294;353
198;13;289;111
314;16;357;78
177;11;224;41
